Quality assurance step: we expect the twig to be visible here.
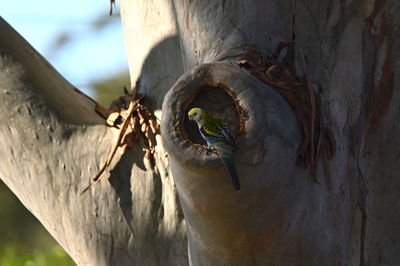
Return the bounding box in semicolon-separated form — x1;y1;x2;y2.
109;0;116;16
80;100;137;195
292;0;297;41
74;88;109;119
300;48;317;183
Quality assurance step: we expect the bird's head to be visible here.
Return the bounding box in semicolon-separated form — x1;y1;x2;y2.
188;107;205;127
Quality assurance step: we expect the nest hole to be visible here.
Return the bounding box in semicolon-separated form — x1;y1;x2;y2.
181;85;245;146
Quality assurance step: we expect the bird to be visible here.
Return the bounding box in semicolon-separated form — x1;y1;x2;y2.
188;107;240;191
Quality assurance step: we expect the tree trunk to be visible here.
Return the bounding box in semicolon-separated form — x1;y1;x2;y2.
1;0;400;265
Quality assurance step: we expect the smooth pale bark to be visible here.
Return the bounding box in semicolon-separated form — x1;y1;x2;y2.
157;0;400;265
0;16;186;266
0;0;399;265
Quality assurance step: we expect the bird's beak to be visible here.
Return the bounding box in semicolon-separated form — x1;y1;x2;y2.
188;115;192;120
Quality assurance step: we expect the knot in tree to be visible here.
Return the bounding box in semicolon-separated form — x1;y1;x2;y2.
161;61;307;265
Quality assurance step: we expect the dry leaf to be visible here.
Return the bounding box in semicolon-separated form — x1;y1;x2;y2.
81;83;160;194
106;112;120;127
236;43;335;184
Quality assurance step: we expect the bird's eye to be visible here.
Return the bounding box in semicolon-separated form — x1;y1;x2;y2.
194;112;197;115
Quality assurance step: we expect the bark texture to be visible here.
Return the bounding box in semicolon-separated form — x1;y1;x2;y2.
0;0;399;265
0;16;187;266
159;0;400;265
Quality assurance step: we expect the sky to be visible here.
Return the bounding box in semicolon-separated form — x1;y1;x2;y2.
0;0;129;97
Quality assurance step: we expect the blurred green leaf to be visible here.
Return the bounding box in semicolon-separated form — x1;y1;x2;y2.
46;32;73;56
0;243;75;266
46;8;121;57
0;181;75;265
92;70;130;107
92;13;120;30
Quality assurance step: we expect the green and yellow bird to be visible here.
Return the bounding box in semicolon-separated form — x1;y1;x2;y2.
188;107;240;191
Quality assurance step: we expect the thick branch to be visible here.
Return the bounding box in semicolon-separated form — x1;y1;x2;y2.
0;17;187;266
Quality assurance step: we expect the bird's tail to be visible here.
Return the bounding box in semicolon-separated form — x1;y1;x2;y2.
220;153;240;191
